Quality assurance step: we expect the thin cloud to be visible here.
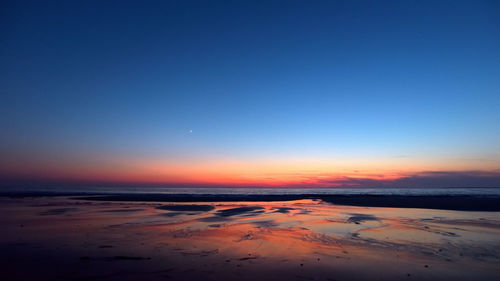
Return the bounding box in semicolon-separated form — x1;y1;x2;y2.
314;170;500;188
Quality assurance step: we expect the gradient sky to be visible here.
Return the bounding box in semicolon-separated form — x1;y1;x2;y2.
1;0;500;188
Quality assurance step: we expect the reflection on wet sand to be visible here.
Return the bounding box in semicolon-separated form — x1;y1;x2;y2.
0;197;499;281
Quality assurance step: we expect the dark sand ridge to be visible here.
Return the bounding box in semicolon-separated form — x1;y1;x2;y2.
5;192;500;211
156;204;215;212
1;191;500;211
78;194;500;211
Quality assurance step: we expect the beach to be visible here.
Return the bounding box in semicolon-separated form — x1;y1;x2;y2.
1;194;499;281
3;1;500;280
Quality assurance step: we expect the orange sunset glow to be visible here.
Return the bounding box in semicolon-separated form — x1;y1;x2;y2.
3;153;500;188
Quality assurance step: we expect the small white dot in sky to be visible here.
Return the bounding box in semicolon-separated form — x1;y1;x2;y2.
189;130;193;134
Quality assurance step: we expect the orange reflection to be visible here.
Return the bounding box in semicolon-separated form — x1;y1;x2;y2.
1;197;500;281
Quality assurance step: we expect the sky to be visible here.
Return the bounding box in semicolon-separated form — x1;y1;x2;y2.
1;0;500;188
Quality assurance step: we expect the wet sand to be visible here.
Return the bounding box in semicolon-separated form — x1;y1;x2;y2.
1;196;499;281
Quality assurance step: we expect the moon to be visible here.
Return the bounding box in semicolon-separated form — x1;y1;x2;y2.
189;130;193;134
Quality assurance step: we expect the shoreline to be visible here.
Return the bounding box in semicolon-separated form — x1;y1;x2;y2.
1;191;499;211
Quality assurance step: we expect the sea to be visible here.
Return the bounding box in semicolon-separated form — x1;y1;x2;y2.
3;186;500;197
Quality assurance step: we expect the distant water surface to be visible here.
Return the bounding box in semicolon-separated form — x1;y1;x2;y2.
5;186;500;196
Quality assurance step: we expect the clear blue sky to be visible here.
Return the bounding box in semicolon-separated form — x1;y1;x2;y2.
1;0;499;187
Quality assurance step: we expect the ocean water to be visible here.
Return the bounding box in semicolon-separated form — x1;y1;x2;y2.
6;186;500;196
